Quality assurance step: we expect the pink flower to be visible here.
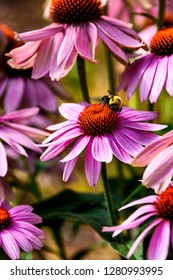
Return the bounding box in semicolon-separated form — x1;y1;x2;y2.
103;184;173;260
40;102;166;186
0;199;45;259
117;27;173;103
132;130;173;194
7;0;145;81
0;107;48;177
0;24;68;112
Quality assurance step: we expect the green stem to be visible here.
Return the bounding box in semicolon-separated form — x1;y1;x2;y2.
77;56;90;103
101;162;116;225
105;49;116;93
157;0;166;30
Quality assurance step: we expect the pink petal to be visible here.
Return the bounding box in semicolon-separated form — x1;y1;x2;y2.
112;130;143;156
119;195;157;211
1;107;39;121
95;18;143;48
142;145;173;188
113;205;157;237
40;140;72;161
1;230;20;259
75;23;97;61
92;135;113;163
57;26;76;68
166;55;173;96
149;56;168;103
0;142;8;176
7;41;40;67
59;103;86;120
148;220;170;259
103;213;155;235
4;78;24;112
32;37;54;79
108;134;132;163
63;157;78;182
34;80;57;111
18;24;63;41
132;130;173;166
61;135;90;162
97;27;129;64
127;218;162;258
85;140;101;186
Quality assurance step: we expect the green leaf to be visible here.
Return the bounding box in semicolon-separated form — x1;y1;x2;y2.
34;189;113;242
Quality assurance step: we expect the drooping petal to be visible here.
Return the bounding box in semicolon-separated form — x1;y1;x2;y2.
7;41;40;68
18;24;63;41
85;140;101;186
108;134;132;163
1;230;20;259
61;135;90;162
57;25;76;68
127;218;162;259
75;23;97;61
1;107;39;121
132;130;173;166
63;157;78;182
97;27;129;64
34;79;57;111
148;220;170;260
92;135;113;163
0;142;8;176
112;130;143;156
119;195;157;211
149;56;168;103
95;18;143;48
166;55;173;96
142;145;173;188
40;140;72;161
32;37;54;79
4;77;24;112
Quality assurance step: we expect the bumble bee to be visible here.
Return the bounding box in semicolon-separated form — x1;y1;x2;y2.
98;90;122;113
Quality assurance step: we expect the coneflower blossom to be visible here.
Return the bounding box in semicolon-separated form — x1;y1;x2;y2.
117;27;173;103
7;0;145;81
103;184;173;260
0;24;67;112
40;102;166;186
132;130;173;194
0;107;48;177
0;199;45;259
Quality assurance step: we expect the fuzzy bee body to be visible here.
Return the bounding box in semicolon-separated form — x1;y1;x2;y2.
99;90;122;113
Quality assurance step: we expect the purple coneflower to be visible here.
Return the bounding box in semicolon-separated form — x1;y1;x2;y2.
0;199;44;259
132;130;173;194
7;0;145;81
117;27;173;103
0;107;48;177
103;184;173;260
0;24;67;113
40;102;166;186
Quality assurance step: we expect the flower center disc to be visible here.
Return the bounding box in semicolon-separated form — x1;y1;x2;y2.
150;28;173;56
50;0;102;24
78;104;118;136
154;186;173;221
0;208;10;229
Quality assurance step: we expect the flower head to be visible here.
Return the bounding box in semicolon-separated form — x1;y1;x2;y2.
0;199;44;259
0;107;49;177
103;184;173;260
7;0;145;81
117;27;173;103
132;130;173;194
0;24;68;112
40;101;166;186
